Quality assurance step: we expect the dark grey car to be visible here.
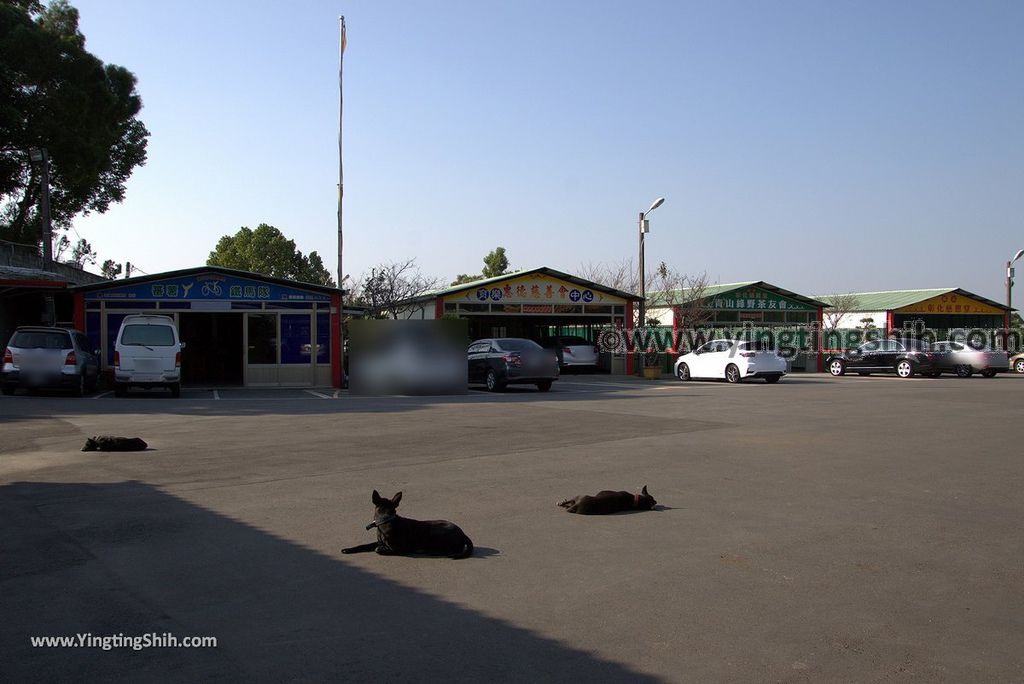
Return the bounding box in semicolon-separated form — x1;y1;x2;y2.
2;327;100;396
468;338;559;392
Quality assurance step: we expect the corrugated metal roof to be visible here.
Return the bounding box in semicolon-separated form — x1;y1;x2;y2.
406;266;640;303
656;281;829;308
0;265;68;284
811;288;1010;312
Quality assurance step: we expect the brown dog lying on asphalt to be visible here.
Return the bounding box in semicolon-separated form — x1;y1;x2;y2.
341;490;474;559
558;486;656;514
81;436;148;452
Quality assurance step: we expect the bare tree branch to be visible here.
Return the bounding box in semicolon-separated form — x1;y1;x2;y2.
353;259;443;320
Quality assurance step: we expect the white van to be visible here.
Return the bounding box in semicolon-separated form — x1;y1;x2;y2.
114;315;183;397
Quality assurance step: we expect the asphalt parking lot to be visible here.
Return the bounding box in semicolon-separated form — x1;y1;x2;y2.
2;373;1022;682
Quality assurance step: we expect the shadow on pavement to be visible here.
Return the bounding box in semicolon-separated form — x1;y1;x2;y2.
0;481;660;682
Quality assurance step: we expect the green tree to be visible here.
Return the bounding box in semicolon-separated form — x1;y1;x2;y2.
450;246;511;285
0;0;150;244
100;258;122;279
207;224;335;286
482;246;509;278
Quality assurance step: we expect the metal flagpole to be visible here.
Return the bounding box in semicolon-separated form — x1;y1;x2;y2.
337;16;345;290
337;16;346;385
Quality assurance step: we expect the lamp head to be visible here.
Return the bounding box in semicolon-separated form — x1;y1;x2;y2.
1013;249;1024;264
647;197;665;214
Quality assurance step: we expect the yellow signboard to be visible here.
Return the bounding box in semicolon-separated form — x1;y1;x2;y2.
895;292;1003;315
444;274;627;306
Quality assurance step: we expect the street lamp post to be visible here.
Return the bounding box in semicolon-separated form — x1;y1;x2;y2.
638;197;665;329
1008;248;1024;337
28;147;53;264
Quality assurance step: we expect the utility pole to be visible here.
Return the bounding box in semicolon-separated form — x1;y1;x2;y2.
29;147;55;325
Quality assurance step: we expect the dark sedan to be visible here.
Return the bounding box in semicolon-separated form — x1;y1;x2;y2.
827;339;941;378
468;338;559;392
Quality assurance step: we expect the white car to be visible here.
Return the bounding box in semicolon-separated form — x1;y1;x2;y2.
114;315;183;397
674;340;787;384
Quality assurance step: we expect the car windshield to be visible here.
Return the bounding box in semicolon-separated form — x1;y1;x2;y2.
10;331;70;350
739;341;774;351
496;338;542;352
121;325;175;346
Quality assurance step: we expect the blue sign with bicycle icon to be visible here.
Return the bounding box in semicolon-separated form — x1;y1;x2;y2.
88;272;331;302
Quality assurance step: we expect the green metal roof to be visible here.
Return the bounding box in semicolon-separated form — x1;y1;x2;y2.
811;288;1010;312
405;266;640;304
655;281;829;308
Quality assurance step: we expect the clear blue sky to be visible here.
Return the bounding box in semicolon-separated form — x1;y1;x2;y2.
71;0;1023;302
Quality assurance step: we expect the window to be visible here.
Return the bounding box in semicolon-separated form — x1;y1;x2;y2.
121;325;175;346
247;314;277;364
496;339;542;352
11;330;70;350
316;312;330;363
280;314;312;365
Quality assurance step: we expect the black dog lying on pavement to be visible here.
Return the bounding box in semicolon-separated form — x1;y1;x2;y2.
82;436;148;452
342;490;474;559
558;486;656;514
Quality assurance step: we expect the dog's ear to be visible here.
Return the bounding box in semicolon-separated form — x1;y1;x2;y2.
372;490;383;505
642;485;649;496
391;491;403;507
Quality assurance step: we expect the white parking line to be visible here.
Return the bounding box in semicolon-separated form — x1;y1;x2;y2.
333;389;340;398
213;390;220;400
92;391;112;399
304;389;331;399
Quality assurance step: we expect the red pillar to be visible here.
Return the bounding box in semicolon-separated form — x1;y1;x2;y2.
331;291;343;388
886;310;894;335
816;306;824;372
625;300;635;375
73;292;85;331
671;305;680;354
435;296;444;319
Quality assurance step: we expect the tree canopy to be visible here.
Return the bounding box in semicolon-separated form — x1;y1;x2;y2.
451;246;511;285
207;223;335;286
0;0;150;244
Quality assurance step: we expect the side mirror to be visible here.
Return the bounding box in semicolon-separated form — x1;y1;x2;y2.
93;349;101;356
180;342;187;350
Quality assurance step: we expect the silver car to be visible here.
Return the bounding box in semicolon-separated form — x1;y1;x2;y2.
540;335;600;369
929;341;1009;378
2;327;100;396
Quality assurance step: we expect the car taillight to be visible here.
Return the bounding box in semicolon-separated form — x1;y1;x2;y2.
3;347;12;365
740;352;755;358
562;347;572;355
64;351;76;366
503;353;521;366
175;351;181;367
114;351;120;368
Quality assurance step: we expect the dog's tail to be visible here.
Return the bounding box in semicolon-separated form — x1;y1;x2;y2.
451;534;474;560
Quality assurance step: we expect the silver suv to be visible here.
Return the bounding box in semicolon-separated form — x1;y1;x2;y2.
2;327;100;396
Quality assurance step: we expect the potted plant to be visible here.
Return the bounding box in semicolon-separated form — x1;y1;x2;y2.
641;348;662;379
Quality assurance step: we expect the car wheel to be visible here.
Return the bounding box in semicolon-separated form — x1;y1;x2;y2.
980;369;997;378
725;364;742;384
955;364;973;378
114;382;127;397
485;369;503;392
1;385;14;396
170;382;181;398
828;359;845;376
676;363;690;381
896;360;916;378
764;375;780;384
536;380;552;392
1015;359;1024;374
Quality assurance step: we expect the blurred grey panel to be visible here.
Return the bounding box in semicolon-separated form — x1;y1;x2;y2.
350;320;468;395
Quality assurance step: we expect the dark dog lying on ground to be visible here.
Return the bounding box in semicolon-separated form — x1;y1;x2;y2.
558;485;656;514
82;436;148;452
342;490;474;559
